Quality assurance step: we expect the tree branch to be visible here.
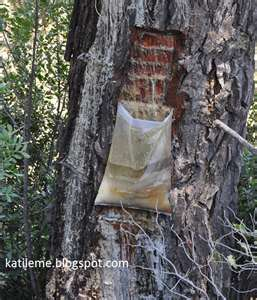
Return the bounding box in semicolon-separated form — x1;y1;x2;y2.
214;120;257;155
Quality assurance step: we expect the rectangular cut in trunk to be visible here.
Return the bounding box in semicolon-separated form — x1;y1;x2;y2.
95;28;185;214
119;27;185;127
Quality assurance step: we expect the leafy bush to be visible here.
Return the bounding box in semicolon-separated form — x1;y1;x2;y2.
0;124;29;297
0;0;72;298
0;125;28;200
239;151;257;221
239;78;257;222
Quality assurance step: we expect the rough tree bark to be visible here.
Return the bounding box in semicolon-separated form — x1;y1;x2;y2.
46;0;256;299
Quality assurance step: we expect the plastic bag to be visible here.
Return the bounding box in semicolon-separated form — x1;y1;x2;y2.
95;103;172;214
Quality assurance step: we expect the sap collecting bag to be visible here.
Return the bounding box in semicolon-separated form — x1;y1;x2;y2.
95;103;172;214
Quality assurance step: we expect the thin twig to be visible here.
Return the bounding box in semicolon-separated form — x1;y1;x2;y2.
214;120;257;155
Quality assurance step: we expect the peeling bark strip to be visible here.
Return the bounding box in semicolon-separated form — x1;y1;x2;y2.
47;0;256;299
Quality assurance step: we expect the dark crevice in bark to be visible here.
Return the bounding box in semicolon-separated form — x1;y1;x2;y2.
61;1;101;157
65;0;101;61
51;0;101;260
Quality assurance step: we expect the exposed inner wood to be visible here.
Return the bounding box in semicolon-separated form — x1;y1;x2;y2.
119;27;185;133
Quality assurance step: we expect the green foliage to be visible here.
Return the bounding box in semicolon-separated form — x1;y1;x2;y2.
239;78;257;221
0;125;27;200
0;124;28;296
0;0;72;298
239;151;257;219
235;76;257;285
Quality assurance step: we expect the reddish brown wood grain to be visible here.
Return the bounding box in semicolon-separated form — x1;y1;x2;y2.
119;28;185;134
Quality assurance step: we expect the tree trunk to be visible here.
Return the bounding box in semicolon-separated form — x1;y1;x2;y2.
46;0;256;299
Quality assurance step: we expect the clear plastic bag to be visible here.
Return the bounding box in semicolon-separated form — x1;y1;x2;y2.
95;103;172;214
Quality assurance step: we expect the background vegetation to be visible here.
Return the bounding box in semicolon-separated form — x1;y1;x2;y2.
239;70;257;221
0;0;72;298
0;1;256;299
